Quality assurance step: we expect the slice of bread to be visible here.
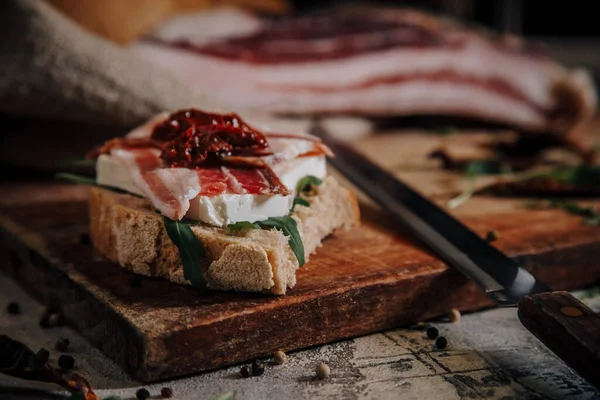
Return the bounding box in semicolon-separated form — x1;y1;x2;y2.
89;176;360;294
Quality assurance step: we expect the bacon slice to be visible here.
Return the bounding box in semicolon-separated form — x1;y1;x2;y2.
110;148;290;220
135;8;597;133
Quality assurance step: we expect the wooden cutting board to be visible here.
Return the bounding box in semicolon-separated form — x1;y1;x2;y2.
2;129;600;382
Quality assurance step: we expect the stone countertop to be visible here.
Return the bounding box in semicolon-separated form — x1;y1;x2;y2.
1;273;598;400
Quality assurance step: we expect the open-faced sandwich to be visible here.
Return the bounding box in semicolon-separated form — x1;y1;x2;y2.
85;109;360;294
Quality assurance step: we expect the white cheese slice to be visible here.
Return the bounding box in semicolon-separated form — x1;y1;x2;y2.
96;155;326;226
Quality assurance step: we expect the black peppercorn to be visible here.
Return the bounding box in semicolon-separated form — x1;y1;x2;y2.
240;365;252;378
55;338;70;352
136;388;150;400
7;302;20;315
58;355;75;369
485;230;498;242
39;309;51;328
49;313;65;327
426;326;439;339
435;336;448;349
252;359;265;376
35;348;50;366
160;387;173;398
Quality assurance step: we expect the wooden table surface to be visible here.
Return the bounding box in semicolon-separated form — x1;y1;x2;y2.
2;121;600;398
1;271;598;399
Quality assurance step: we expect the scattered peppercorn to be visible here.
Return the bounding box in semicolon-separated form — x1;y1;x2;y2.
36;348;50;365
485;230;498;242
160;387;173;398
7;302;20;315
240;365;252;378
136;388;150;400
252;359;265;376
426;326;439;339
58;355;75;369
273;350;287;365
449;309;461;323
416;321;425;329
79;233;91;245
49;313;66;327
55;338;70;352
130;275;143;288
315;363;330;380
435;336;448;349
39;314;51;328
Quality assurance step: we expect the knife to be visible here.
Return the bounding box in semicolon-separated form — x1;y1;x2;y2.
312;125;600;388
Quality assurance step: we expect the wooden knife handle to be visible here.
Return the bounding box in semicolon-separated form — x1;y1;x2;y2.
518;291;600;388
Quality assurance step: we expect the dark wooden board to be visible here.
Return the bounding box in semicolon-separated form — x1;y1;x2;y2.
2;179;600;382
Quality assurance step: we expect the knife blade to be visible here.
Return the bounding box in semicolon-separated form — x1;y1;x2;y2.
313;124;600;388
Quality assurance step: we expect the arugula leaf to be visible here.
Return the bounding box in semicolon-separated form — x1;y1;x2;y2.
448;160;512;209
291;197;310;211
532;199;600;226
465;160;511;176
164;217;206;288
55;172;97;186
296;175;323;193
534;165;600;187
228;221;260;231
256;216;305;266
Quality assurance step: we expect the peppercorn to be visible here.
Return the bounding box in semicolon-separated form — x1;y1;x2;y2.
416;321;425;329
426;326;439;339
435;336;448;349
136;388;150;400
252;359;265;376
130;275;143;288
7;302;20;315
49;313;65;327
273;350;286;365
35;348;50;366
160;387;173;398
55;338;70;352
315;363;330;380
240;365;252;378
39;310;51;328
58;354;75;369
449;309;461;323
485;230;498;242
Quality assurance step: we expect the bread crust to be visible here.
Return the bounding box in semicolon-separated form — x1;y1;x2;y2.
89;176;360;294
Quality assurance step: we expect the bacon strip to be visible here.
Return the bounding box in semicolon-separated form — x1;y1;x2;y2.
134;9;597;133
110;148;290;220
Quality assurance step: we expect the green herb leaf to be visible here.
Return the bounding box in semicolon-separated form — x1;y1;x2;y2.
538;199;600;226
256;216;305;266
522;164;600;187
55;173;97;186
164;217;206;288
291;197;310;211
465;160;511;176
227;221;260;231
296;175;323;193
215;391;235;400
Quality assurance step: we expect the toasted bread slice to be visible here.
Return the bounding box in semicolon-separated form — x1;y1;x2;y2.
89;176;360;294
